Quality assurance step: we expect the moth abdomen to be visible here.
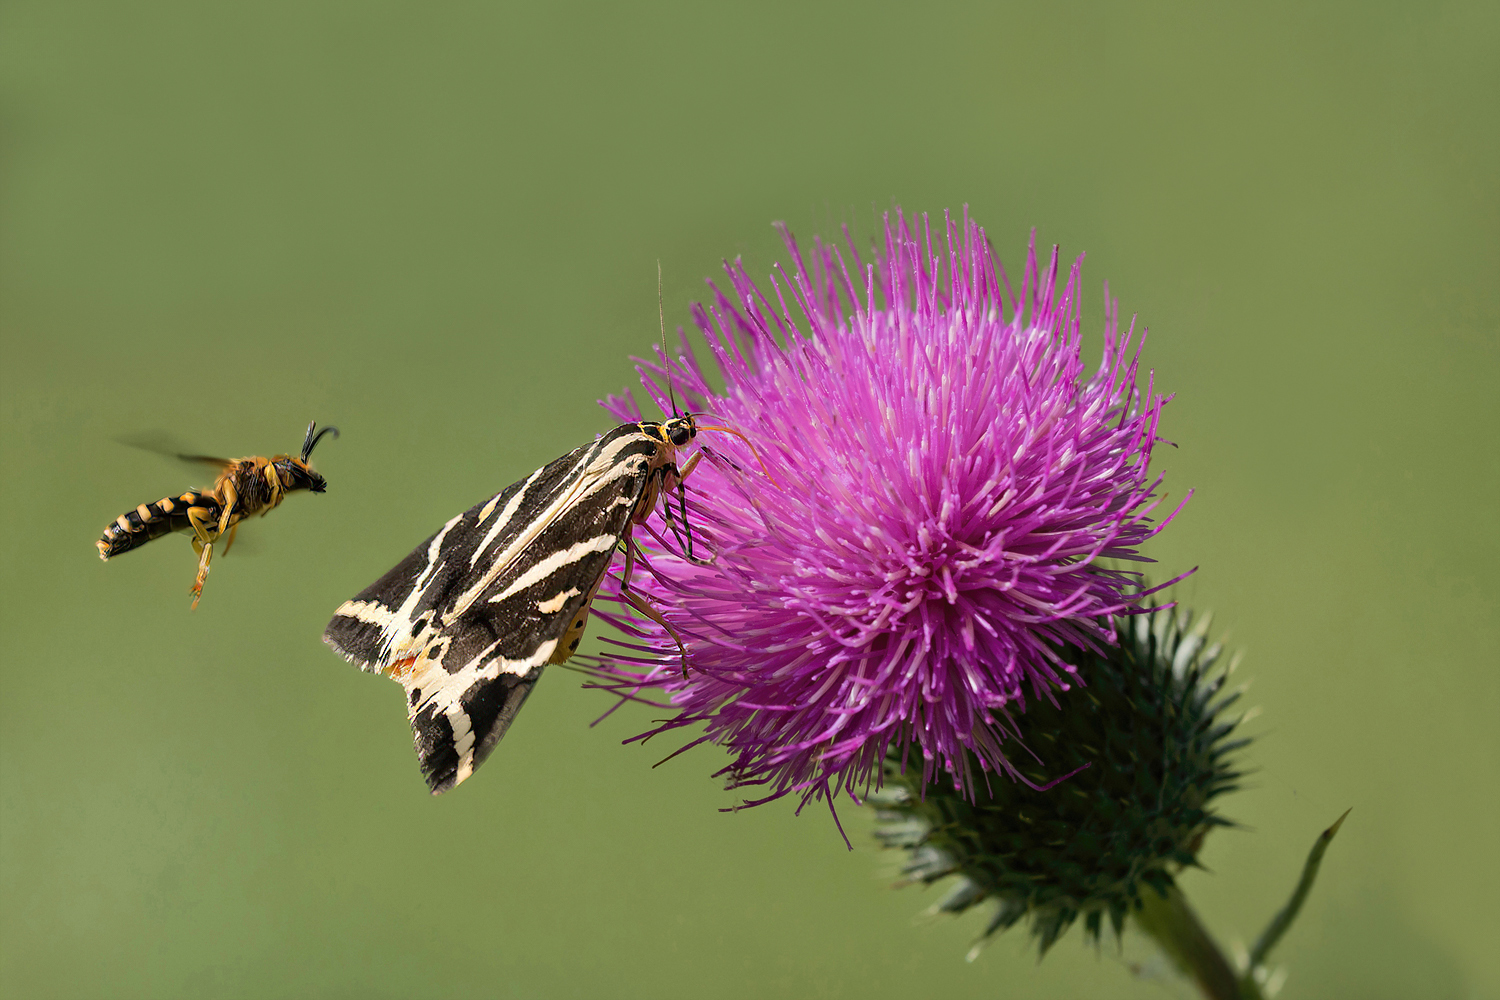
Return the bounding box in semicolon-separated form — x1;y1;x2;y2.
95;491;216;560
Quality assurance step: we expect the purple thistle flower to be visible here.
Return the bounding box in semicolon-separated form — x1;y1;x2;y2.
591;208;1189;825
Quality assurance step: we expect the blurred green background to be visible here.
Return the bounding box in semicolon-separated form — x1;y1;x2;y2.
2;2;1495;997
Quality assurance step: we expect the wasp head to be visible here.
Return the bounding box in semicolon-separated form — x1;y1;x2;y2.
273;459;329;493
273;421;340;493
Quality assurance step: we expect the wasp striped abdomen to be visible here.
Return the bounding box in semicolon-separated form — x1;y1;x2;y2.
96;491;219;560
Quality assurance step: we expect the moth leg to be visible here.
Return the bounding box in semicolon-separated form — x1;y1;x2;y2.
668;452;714;567
620;526;638;588
676;487;715;567
618;531;689;677
659;483;691;557
186;506;219;610
619;587;691;679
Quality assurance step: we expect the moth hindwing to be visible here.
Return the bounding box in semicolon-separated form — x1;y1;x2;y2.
324;416;701;794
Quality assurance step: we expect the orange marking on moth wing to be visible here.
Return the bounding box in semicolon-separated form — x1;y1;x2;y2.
384;655;418;681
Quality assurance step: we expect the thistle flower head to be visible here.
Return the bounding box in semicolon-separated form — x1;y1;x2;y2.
592;208;1188;820
872;605;1249;958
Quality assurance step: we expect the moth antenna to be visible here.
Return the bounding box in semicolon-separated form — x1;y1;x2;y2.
301;422;341;461
659;260;678;418
696;423;781;488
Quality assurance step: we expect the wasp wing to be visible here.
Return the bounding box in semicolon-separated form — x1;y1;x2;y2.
115;432;233;473
324;426;661;793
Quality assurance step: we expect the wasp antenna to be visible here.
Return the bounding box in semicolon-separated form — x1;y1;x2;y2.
658;260;679;418
302;422;341;461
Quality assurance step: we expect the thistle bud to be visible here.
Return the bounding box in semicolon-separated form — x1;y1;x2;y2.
872;604;1248;958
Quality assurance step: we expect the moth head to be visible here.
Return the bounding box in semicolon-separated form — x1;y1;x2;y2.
663;413;698;448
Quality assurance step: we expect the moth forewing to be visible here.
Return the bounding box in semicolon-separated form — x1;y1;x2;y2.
324;417;699;794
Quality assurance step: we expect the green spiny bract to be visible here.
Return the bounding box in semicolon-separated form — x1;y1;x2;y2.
871;604;1249;958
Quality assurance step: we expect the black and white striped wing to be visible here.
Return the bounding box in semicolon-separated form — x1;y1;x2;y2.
324;426;660;793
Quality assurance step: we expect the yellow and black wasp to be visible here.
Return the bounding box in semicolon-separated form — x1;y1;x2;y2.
97;421;339;608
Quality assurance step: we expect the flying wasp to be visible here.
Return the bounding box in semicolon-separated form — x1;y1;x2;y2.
97;421;339;608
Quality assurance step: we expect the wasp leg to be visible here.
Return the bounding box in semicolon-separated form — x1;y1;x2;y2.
189;544;215;610
216;480;238;536
187;506;219;610
221;522;239;556
261;471;285;516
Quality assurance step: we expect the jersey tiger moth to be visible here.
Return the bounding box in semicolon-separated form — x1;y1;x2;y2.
323;414;717;793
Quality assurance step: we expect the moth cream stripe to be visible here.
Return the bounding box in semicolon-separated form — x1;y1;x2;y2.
377;511;465;662
461;440;604;575
573;452;652;507
404;637;552;726
584;434;647;475
333;600;396;627
400;661;474;778
444;433;652;623
475;490;505;527
536;587;580;614
485;534;618;605
448;703;475;775
497;449;645;561
447;460;627;621
453;718;477;783
386;433;646;708
469;466;546;568
445;632;551;687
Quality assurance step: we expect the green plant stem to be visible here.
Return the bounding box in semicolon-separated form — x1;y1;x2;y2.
1135;884;1257;1000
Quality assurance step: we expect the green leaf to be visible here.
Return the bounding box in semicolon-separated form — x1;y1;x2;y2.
1246;809;1352;971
